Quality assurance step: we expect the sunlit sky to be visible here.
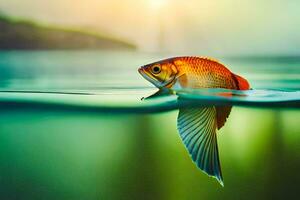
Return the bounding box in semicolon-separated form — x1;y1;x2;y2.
0;0;299;55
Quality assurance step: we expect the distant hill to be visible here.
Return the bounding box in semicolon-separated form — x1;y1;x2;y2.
0;16;136;50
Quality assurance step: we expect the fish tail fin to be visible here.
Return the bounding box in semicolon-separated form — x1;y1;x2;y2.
232;73;250;90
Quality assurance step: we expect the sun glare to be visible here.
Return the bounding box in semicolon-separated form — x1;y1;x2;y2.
148;0;168;10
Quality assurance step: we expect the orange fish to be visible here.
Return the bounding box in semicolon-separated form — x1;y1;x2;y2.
138;56;250;186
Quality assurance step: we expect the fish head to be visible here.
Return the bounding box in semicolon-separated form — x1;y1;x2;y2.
138;59;178;89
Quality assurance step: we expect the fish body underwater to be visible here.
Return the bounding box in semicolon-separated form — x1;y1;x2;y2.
138;56;250;186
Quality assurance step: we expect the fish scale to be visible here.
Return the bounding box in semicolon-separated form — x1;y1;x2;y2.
177;57;237;89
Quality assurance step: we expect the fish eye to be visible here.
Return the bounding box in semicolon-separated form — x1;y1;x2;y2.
151;65;161;74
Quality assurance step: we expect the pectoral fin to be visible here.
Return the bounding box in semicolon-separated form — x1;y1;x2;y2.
177;107;223;186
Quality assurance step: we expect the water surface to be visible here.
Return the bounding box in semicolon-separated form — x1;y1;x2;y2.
0;51;299;200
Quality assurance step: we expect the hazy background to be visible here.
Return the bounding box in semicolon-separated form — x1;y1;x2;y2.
1;0;299;55
0;1;299;200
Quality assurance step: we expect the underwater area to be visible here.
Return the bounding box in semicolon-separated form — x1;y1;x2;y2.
0;50;299;200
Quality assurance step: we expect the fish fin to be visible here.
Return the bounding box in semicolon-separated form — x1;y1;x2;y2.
232;73;250;90
216;106;232;130
141;88;173;100
177;107;223;186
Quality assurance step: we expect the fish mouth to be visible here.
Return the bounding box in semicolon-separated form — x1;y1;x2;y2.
138;67;143;75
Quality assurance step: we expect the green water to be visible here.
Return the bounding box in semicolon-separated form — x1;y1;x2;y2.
0;51;299;200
